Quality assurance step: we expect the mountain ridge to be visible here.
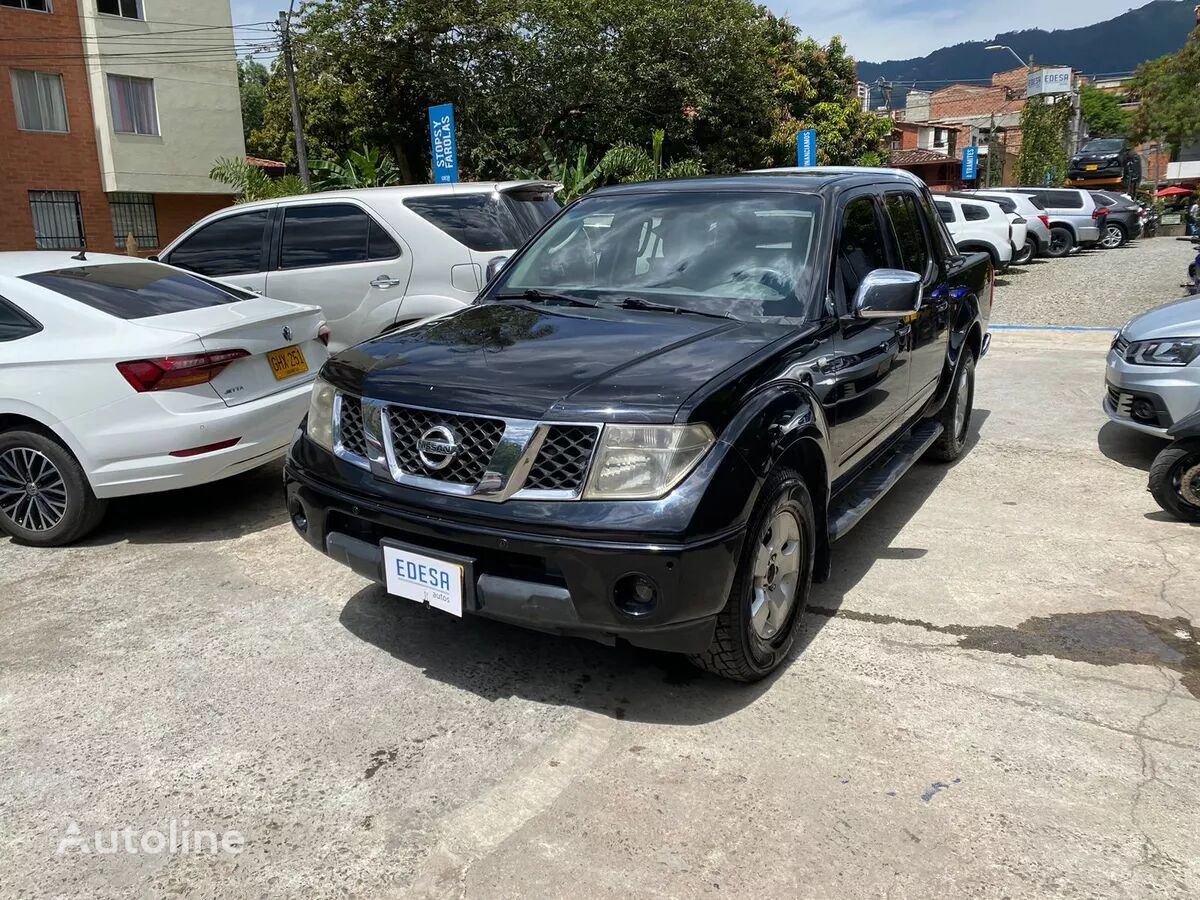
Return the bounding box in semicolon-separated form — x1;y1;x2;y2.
856;0;1195;90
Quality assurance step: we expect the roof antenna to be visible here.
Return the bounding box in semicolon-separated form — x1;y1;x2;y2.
70;242;87;262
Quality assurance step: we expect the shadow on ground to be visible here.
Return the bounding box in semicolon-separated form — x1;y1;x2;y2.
1097;421;1163;472
339;410;991;723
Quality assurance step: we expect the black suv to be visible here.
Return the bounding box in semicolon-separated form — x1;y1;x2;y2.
285;170;992;681
1069;138;1141;185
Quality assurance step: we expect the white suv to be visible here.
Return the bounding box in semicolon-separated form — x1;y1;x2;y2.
933;195;1015;272
159;182;560;351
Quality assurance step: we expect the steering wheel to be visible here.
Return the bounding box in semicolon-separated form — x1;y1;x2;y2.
733;266;793;297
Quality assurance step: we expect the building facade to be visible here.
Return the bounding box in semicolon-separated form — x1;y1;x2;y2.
0;0;243;253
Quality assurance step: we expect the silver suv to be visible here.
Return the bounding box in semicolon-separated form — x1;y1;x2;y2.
989;187;1104;257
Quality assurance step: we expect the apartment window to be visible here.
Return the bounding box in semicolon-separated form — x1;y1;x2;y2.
0;1;52;11
109;192;158;249
29;191;85;250
96;0;142;19
10;71;68;133
107;75;158;135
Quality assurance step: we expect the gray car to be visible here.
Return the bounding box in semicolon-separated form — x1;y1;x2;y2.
1105;295;1200;436
1089;191;1143;249
990;187;1103;257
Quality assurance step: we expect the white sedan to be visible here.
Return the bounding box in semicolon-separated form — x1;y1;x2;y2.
0;252;329;546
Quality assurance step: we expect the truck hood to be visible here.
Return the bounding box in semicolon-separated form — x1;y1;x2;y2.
323;302;796;421
1123;295;1200;342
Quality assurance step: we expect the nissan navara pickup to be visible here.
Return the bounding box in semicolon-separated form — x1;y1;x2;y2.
285;169;992;681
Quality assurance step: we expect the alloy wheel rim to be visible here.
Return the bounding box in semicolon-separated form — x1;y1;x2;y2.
954;368;970;440
1051;234;1067;254
1103;225;1122;248
750;509;802;641
0;447;68;532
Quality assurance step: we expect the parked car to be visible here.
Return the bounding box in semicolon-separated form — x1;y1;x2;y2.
0;253;329;546
933;195;1015;271
990;187;1105;257
158;182;561;352
1068;138;1140;185
958;190;1051;261
1105;293;1200;439
285;168;992;681
1089;191;1143;249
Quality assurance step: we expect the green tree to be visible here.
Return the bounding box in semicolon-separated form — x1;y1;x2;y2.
209;158;307;203
1079;84;1132;139
1015;99;1072;187
515;142;604;203
237;58;270;157
1129;27;1200;151
599;130;705;183
312;145;402;190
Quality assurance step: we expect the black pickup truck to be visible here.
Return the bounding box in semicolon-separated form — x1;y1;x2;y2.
285;169;992;681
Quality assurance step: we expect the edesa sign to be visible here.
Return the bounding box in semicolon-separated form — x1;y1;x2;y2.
1027;67;1072;96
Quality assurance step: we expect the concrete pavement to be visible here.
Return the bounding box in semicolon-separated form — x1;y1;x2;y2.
1;328;1198;898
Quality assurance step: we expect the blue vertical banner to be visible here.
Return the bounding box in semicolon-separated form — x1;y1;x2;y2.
961;146;978;181
796;129;818;167
428;103;458;184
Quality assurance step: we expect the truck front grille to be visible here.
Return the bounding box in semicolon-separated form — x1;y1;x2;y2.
525;426;599;492
338;399;369;459
387;406;505;485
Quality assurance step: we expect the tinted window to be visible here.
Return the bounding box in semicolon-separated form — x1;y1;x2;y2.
978;194;1015;213
368;218;400;260
1082;139;1124;153
406;192;559;252
836;197;889;299
280;204;377;269
963;204;991;222
0;297;41;342
934;200;955;223
1033;190;1083;210
22;263;242;320
167;210;268;277
884;192;931;278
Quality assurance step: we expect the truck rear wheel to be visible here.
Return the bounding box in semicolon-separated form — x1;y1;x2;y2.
690;468;815;682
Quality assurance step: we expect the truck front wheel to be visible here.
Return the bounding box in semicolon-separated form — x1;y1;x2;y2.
690;468;815;682
925;350;975;463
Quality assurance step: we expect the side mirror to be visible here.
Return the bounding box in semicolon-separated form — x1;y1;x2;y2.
485;255;511;284
853;269;922;319
148;255;160;262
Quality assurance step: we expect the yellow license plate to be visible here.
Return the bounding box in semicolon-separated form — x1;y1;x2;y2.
1085;164;1099;171
267;344;308;380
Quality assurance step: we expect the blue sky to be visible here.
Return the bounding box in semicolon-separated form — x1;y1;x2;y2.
230;0;1150;64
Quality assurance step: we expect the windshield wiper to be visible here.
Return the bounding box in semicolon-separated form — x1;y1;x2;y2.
605;295;734;321
494;288;598;308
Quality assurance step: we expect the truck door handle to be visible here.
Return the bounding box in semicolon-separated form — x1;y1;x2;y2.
370;276;403;289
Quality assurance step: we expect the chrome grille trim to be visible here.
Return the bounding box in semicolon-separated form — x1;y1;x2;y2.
332;393;370;471
337;393;600;502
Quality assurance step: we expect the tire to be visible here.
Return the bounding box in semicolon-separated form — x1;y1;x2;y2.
1100;223;1127;249
925;350;975;463
1149;439;1200;523
1014;238;1036;265
0;430;107;546
690;468;815;682
1045;227;1074;258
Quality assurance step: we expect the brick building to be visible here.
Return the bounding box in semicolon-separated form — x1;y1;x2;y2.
0;0;244;253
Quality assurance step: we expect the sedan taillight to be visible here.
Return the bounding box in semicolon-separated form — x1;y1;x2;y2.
1039;215;1050;229
117;350;250;392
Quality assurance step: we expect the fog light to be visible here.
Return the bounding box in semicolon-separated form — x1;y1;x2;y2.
613;574;658;617
1131;399;1156;423
288;501;308;534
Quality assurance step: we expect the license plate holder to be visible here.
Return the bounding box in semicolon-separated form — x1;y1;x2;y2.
380;540;475;618
1085;164;1099;171
267;344;308;380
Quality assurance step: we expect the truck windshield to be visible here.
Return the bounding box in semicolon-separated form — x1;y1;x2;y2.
1082;139;1124;153
492;191;823;320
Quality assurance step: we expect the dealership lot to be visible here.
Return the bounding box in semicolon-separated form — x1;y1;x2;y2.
3;252;1199;898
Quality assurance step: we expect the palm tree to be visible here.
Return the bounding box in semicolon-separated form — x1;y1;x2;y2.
209;158;306;203
311;146;401;190
599;129;704;184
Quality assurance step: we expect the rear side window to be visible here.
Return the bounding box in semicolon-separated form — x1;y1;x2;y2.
405;192;559;252
279;203;399;269
1034;190;1084;210
981;194;1015;213
883;192;931;278
22;263;242;320
166;210;269;277
934;200;955;223
963;204;991;222
835;197;889;300
0;296;42;341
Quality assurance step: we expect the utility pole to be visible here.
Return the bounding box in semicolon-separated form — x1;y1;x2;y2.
1068;70;1082;159
279;6;310;189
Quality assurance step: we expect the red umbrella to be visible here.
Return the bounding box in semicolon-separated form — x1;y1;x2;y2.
1155;186;1193;197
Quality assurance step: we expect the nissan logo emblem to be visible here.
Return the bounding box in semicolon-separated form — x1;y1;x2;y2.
416;425;459;471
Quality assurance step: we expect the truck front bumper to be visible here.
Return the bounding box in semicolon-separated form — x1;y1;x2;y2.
285;470;745;653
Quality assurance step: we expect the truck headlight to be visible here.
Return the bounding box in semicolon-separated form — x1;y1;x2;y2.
306;377;337;450
583;424;714;500
1126;339;1200;367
